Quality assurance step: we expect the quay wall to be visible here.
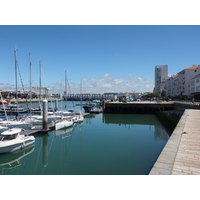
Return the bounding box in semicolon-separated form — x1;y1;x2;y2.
103;101;200;114
149;109;189;175
174;101;200;110
156;110;184;134
103;101;174;114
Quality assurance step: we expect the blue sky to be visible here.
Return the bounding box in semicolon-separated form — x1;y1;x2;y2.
1;25;200;94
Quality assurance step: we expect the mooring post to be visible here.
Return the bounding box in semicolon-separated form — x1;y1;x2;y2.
43;99;48;130
55;98;58;111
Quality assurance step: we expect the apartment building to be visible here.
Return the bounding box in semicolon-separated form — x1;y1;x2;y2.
188;73;200;99
154;65;168;93
165;65;200;98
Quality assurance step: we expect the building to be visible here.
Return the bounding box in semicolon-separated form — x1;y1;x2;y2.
154;65;168;93
165;65;200;99
188;73;200;99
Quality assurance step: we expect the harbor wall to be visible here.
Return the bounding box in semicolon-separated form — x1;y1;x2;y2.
156;110;184;135
103;102;175;114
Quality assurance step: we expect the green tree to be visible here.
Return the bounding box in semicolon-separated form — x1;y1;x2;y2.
161;90;166;97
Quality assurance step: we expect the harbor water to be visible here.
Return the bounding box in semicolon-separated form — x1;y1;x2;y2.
0;101;171;175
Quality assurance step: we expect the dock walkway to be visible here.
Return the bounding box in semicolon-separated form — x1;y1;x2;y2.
149;109;200;175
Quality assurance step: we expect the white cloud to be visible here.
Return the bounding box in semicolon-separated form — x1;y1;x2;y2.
103;74;109;78
138;77;143;81
0;74;154;94
70;74;151;94
103;83;112;88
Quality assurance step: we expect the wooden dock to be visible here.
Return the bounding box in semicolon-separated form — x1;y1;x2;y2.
22;123;55;135
149;109;200;175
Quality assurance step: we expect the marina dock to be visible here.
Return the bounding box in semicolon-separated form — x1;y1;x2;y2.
21;113;90;135
149;109;200;175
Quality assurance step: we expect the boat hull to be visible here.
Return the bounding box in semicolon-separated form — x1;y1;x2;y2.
55;120;73;130
0;137;35;154
0;121;33;130
73;115;84;123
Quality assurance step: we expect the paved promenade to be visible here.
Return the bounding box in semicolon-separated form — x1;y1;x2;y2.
149;109;200;175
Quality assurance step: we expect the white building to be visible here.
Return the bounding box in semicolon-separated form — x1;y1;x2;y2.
188;73;200;99
154;65;168;93
165;65;200;98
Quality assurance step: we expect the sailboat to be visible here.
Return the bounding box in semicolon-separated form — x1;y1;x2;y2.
73;113;84;123
0;51;34;130
54;118;74;130
0;91;33;130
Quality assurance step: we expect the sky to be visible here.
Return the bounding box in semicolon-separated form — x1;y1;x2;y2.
1;25;200;94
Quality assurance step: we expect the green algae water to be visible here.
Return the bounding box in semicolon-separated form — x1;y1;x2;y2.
0;102;171;175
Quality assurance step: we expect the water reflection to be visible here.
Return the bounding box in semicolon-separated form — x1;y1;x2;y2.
54;126;75;137
0;145;35;174
0;113;171;175
102;114;169;141
42;135;48;167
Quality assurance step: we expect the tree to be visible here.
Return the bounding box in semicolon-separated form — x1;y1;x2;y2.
161;90;166;98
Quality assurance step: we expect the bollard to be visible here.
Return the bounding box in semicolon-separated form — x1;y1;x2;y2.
43;99;48;130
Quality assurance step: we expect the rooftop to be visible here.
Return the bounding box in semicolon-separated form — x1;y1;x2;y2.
185;65;199;70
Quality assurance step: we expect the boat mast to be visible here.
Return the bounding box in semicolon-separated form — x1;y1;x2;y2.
80;79;82;110
39;61;42;100
14;50;18;116
38;61;43;114
29;53;32;112
0;91;8;121
65;70;67;110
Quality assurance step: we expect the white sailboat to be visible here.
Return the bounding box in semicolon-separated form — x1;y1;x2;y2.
55;119;73;130
0;51;34;130
72;112;84;123
0;91;32;130
0;128;35;154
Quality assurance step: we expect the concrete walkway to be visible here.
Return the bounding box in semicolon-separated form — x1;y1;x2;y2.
149;109;200;175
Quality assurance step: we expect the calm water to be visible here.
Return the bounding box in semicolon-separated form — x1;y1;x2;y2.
0;101;171;175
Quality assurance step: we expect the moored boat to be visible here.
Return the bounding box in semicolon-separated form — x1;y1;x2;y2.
0;119;34;130
55;119;73;130
0;128;35;154
0;100;9;105
73;114;84;123
0;104;29;114
0;125;8;134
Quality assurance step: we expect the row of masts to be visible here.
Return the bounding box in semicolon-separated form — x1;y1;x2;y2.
14;51;42;113
14;51;62;104
12;50;84;115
